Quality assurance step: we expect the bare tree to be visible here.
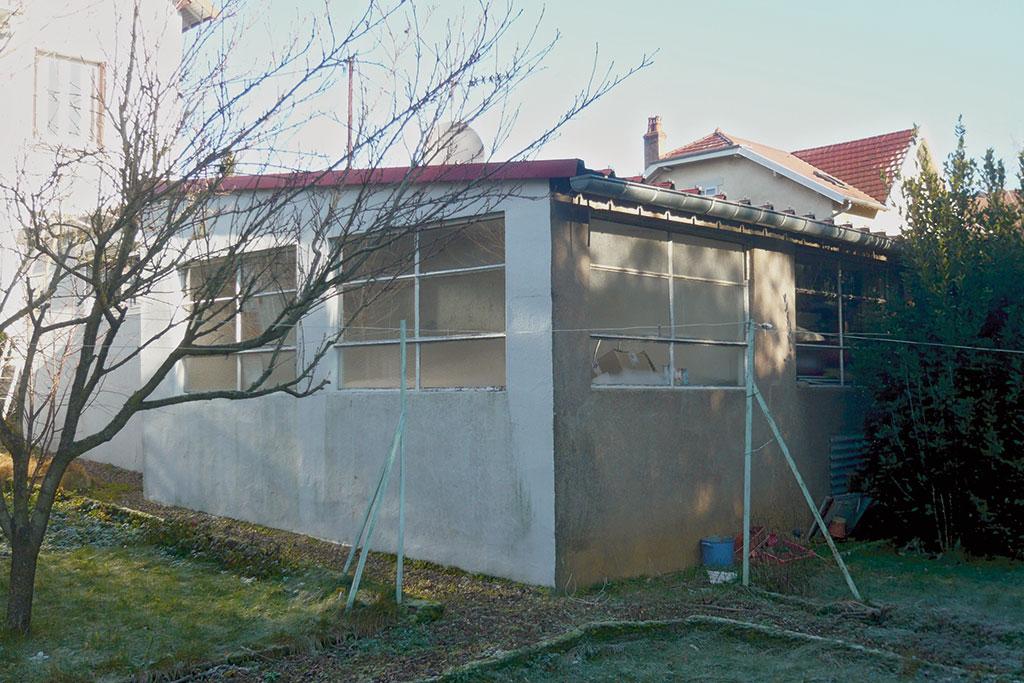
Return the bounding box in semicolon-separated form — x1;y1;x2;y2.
0;0;647;633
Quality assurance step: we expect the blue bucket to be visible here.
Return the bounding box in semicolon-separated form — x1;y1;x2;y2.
700;536;735;568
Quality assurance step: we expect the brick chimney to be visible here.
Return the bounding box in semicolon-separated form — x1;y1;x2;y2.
643;116;666;170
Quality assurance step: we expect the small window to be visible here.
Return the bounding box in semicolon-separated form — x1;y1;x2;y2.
182;246;298;393
700;185;719;197
795;257;887;385
34;52;104;147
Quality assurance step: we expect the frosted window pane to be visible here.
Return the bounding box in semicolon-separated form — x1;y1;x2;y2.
189;258;235;300
796;260;838;294
588;269;669;337
240;350;296;388
672;234;744;283
242;246;296;293
590;221;668;274
672;280;745;341
67;61;82;137
342;344;414;389
46;57;61;135
796;346;842;383
673;344;742;386
184;355;236;392
590;338;670;386
194;302;236;346
796;292;839;343
343;231;415;280
241;293;296;345
420;219;504;273
342;280;414;342
419;269;504;337
421;338;505;388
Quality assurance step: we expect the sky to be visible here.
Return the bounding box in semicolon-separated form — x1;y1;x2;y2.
228;0;1023;179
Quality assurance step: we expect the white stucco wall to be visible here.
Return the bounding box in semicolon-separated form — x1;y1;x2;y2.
0;1;185;470
651;156;838;220
141;185;558;585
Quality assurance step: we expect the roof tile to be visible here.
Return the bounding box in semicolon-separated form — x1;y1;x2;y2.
792;129;916;203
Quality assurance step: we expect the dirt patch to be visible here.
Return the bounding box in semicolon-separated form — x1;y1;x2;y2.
74;462;1024;682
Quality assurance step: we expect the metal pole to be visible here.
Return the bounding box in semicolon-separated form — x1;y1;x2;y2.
346;412;405;611
742;319;754;586
395;320;407;604
341;446;391;577
751;383;862;601
346;55;354;168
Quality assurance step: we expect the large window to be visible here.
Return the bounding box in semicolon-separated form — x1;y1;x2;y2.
795;257;887;385
34;52;104;147
183;246;297;393
337;216;505;389
588;221;747;387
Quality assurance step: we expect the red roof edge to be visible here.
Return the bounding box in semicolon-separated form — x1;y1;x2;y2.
214;159;585;192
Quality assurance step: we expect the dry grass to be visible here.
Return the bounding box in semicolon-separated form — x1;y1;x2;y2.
0;453;96;492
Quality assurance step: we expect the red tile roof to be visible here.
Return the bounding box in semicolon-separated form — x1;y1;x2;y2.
662;129;735;159
792;129;916;203
656;129;883;209
215;159;585;192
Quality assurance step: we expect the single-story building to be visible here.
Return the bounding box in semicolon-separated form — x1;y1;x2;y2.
137;159;892;588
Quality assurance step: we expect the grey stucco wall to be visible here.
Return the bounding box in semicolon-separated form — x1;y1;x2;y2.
551;207;866;589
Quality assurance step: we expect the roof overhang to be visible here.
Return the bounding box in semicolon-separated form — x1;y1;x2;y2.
646;147;887;213
569;173;893;252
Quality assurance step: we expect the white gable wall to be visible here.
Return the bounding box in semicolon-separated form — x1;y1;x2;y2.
651;156;838;220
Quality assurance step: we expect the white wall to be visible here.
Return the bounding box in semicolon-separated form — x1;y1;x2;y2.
651;155;837;220
0;1;185;470
141;185;558;585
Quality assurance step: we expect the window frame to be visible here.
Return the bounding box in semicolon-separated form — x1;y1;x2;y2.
33;50;105;149
182;246;299;394
794;256;887;387
335;214;507;391
588;222;749;389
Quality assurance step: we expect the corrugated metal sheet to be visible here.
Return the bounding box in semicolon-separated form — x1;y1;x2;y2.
829;434;867;496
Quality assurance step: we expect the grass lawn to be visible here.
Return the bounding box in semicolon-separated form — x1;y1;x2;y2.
0;501;341;682
438;545;1024;682
27;463;1021;682
465;626;918;682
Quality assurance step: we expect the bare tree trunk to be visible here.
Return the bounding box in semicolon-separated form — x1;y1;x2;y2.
6;530;40;635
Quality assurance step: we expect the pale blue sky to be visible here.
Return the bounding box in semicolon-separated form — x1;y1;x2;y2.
229;1;1023;178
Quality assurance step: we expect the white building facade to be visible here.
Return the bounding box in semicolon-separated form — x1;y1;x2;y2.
0;0;211;469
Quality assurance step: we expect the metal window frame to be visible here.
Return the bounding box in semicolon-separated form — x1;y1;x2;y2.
795;258;887;387
336;218;508;391
588;226;750;389
182;247;299;393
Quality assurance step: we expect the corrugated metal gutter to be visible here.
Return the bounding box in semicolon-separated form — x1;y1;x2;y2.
569;174;893;251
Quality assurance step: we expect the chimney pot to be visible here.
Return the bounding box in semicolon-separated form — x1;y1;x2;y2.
643;115;666;170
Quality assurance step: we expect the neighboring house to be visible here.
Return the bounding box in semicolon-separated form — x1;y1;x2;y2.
139;160;893;587
0;0;213;470
642;117;930;235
